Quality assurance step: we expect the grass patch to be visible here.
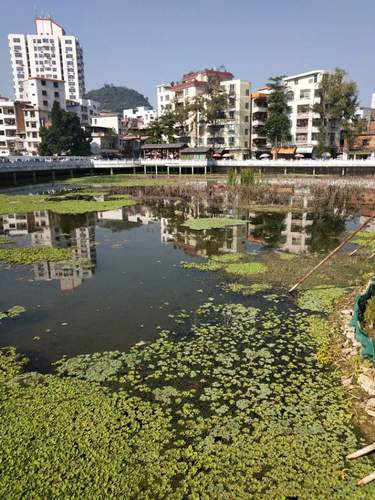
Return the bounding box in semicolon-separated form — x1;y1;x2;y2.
182;217;247;231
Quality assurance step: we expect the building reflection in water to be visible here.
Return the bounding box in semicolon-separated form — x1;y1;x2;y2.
2;210;96;292
0;189;357;293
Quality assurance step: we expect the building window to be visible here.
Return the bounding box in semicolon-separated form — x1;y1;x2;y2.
245;89;250;96
244;141;248;148
42;90;47;96
43;100;48;106
54;92;59;98
245;128;249;135
363;139;370;147
41;80;46;86
244;116;249;122
300;89;310;99
245;102;249;109
53;82;59;88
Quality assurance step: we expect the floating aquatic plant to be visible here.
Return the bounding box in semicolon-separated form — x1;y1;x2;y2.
0;305;26;320
0;193;134;215
297;285;347;312
1;301;375;497
0;247;73;265
182;218;247;231
222;282;271;295
225;262;267;276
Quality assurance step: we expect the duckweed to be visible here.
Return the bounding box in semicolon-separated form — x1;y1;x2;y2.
0;305;26;320
222;282;271;295
297;285;348;312
31;301;375;498
225;262;267;276
0;247;73;265
0;193;134;215
182;218;247;231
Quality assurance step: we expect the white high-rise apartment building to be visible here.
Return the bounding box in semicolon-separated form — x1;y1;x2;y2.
9;17;85;102
156;69;251;159
283;70;339;153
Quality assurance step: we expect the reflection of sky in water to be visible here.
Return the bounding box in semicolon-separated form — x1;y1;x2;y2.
0;193;370;370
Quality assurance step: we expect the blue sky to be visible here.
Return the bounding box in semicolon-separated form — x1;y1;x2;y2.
0;0;374;106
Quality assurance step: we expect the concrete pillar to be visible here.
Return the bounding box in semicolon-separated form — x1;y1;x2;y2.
342;167;345;176
192;166;194;176
144;165;147;175
284;167;287;175
110;168;114;176
167;166;170;176
313;167;316;176
258;167;262;175
155;165;158;175
204;165;207;176
179;166;182;176
133;167;136;174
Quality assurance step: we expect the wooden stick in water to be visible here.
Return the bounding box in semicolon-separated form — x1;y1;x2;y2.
346;442;375;460
357;471;375;486
288;216;375;293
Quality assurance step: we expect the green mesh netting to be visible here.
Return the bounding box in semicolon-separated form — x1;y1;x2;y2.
350;278;375;363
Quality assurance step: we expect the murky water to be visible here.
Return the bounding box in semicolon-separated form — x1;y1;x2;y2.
0;186;367;371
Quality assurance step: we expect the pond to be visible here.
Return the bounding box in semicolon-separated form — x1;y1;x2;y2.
0;190;359;369
1;182;375;497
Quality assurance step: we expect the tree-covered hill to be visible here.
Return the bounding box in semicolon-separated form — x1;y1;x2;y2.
85;84;151;113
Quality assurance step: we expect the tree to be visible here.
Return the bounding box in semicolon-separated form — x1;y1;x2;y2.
171;97;191;142
39;102;92;156
144;112;177;143
201;77;229;149
187;95;205;147
312;68;359;154
264;76;291;152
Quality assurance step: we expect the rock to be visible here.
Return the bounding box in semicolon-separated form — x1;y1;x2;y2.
342;376;353;387
365;398;375;411
358;374;375;395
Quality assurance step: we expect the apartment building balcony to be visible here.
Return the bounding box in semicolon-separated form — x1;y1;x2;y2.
252;119;265;127
296;126;309;133
295;137;308;144
252;104;267;113
296;112;310;119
